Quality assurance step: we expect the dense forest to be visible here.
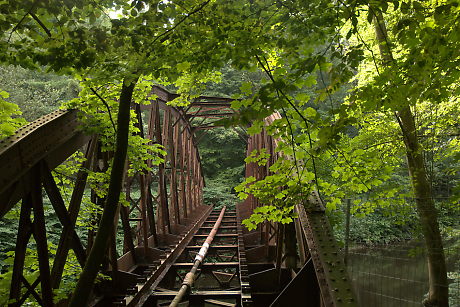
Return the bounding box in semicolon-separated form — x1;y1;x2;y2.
0;0;459;306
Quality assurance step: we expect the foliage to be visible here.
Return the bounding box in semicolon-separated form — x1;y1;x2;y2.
337;201;419;245
0;247;40;306
236;149;314;230
0;89;26;139
242;205;297;231
225;0;459;235
198;126;246;208
0;75;169;303
0;65;79;121
0;0;460;304
0;205;20;271
63;77;167;178
203;179;239;209
199;127;246;180
204;65;265;98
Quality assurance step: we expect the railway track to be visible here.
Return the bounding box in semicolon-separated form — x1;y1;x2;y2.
96;207;252;307
148;207;252;306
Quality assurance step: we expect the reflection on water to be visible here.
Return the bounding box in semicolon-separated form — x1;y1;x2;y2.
347;243;440;307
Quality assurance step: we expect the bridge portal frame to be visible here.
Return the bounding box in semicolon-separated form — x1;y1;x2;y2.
0;85;357;307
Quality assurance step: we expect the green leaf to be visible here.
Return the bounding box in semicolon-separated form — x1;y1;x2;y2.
240;81;252;95
247;121;263;135
305;107;317;118
0;90;9;98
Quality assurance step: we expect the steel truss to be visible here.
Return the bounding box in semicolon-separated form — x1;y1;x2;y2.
0;86;357;307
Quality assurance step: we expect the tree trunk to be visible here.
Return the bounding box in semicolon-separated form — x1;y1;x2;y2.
397;107;448;307
373;10;449;307
69;78;137;307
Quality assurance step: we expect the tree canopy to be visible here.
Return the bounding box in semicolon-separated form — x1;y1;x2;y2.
1;0;459;306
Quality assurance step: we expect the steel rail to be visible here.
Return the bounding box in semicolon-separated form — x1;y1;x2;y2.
121;205;214;307
236;204;253;306
169;206;227;307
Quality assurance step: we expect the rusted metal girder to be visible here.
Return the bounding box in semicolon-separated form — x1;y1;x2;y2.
4;84;363;307
0;110;89;218
0;110;91;306
151;85;234;105
295;197;357;306
148;208;250;307
239;112;358;306
1;85;229;306
187;112;234;118
114;205;214;306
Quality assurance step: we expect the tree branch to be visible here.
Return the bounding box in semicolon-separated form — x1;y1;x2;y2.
255;54;321;195
29;12;52;37
8;2;39;43
89;87;117;133
151;0;211;45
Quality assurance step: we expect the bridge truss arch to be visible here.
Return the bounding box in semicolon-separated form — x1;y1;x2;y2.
0;85;356;306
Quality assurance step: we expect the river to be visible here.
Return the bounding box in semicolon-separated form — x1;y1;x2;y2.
347;242;459;306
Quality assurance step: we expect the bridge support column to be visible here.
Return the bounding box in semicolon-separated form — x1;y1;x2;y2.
9;165;54;307
169;113;180;227
152;101;171;235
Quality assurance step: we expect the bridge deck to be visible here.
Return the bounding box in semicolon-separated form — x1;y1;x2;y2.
95;208;252;306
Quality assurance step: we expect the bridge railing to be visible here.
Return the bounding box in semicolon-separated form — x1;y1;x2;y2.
238;113;359;306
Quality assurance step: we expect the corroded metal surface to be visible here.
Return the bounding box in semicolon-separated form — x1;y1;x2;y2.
0;109;88;217
0;85;358;306
0;85;234;306
146;208;248;307
296;202;357;306
239;112;358;306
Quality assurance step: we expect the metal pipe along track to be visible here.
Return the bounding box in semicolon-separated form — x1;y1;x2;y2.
169;206;226;307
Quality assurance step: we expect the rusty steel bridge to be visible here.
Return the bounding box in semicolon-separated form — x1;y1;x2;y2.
0;86;357;306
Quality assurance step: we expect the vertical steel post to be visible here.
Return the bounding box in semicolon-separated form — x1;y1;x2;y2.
153;102;171;234
169;113;180;225
186;135;193;215
9;196;32;306
29;165;54;306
